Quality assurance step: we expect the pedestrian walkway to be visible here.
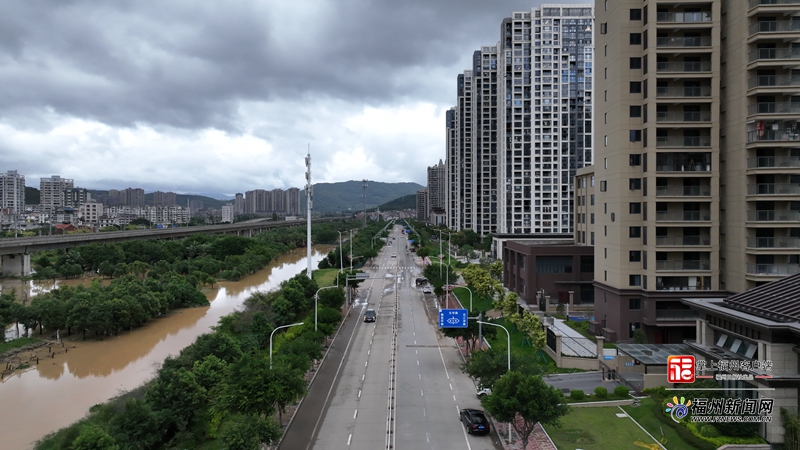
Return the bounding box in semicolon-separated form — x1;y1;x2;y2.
550;318;596;357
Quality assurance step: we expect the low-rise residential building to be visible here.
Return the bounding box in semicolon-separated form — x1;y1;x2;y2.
221;204;234;223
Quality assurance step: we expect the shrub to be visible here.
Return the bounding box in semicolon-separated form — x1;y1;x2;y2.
570;390;586;400
699;425;719;438
594;386;608;399
614;385;630;398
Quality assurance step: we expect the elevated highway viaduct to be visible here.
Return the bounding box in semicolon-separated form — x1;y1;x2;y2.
0;218;340;276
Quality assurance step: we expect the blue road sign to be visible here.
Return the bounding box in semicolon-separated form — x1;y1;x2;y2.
603;355;615;360
439;309;468;328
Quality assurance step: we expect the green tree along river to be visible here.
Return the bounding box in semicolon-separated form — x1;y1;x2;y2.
0;234;338;449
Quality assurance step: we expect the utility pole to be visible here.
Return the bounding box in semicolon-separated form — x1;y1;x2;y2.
305;147;313;280
362;179;368;229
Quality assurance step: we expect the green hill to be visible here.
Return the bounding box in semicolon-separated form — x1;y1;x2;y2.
302;181;423;214
373;194;416;211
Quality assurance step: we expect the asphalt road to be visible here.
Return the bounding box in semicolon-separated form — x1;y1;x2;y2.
281;225;503;450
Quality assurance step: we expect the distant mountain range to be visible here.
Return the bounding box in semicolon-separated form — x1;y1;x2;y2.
303;181;423;213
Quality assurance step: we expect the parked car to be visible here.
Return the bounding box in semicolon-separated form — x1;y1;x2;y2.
364;309;376;323
459;409;490;435
391;253;396;258
415;277;428;285
422;286;433;294
477;387;492;397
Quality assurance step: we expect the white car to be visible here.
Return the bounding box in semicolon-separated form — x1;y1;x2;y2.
422;286;433;294
477;387;492;397
391;253;396;258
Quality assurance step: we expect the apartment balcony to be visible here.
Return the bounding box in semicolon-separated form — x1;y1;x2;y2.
747;127;800;143
656;235;712;246
746;263;800;275
656;61;713;74
748;75;800;91
656;136;712;148
656;111;712;123
656;276;712;291
746;183;800;195
656;186;712;197
747;102;800;117
656;259;711;271
656;36;712;48
656;163;712;172
749;21;800;40
746;237;800;249
747;209;800;221
655;309;700;321
657;12;713;24
656;85;712;98
748;47;800;64
747;156;800;169
655;210;712;221
750;0;800;9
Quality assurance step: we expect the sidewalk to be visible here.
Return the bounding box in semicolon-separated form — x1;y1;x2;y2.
449;297;557;450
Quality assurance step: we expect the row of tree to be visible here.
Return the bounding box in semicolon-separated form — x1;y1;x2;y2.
31;221;354;282
1;274;208;341
35;271;348;450
318;221;388;270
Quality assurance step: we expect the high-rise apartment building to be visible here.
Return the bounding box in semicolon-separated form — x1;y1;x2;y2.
0;170;25;214
286;188;300;215
152;191;177;207
427;160;447;217
40;175;74;215
221;204;234;223
592;0;800;345
448;5;594;235
234;193;245;215
63;188;92;208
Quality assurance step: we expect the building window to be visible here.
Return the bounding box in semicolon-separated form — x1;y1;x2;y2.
629;275;642;286
604;157;608;169
629;298;641;310
629;178;642;190
630;82;642;93
590;213;595;224
629;251;642;262
629;130;642;142
629;202;641;214
630;106;642;118
630;33;642;45
604;135;608;147
591;232;595;245
600;22;607;34
600;181;607;192
590;194;595;205
630;9;642;20
604;68;607;80
629;226;641;238
630;154;642;166
630;57;642;69
536;256;573;274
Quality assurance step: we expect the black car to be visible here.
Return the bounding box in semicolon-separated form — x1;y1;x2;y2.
364;309;376;323
459;408;490;435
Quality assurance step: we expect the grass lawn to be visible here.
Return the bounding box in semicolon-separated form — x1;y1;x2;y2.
544;405;661;450
313;268;339;287
0;337;40;355
621;397;702;450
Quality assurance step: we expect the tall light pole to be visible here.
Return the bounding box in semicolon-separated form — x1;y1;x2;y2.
305;149;313;280
439;229;443;277
349;229;353;271
270;322;304;369
315;286;338;331
477;320;511;443
338;230;344;272
362;179;368;229
458;286;473;312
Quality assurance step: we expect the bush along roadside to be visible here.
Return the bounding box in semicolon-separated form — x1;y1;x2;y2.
35;271;348;450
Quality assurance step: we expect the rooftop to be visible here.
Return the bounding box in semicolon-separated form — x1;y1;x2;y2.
616;343;692;365
724;272;800;322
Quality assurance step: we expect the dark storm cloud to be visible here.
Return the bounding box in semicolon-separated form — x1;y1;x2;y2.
0;0;567;131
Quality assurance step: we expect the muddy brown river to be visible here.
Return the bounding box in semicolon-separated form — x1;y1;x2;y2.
0;246;333;450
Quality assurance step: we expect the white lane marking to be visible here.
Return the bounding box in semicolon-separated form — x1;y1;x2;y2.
354;409;358;419
421;389;424;396
362;374;365;381
368;350;371;355
347;433;352;446
424;409;427;417
450;383;453;390
458;417;474;450
358;390;361;398
453;395;457;401
426;432;430;443
365;361;368;367
419;374;421;380
417;360;419;366
436;335;451;380
415;350;418;355
414;340;417;345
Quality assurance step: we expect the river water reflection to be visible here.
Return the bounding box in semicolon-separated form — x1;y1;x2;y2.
0;246;332;450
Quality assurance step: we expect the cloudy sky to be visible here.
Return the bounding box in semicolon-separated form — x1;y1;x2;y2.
0;0;581;198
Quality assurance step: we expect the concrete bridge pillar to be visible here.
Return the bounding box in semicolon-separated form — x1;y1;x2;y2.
1;253;31;277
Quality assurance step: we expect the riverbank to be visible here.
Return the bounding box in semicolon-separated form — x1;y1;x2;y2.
1;246;334;450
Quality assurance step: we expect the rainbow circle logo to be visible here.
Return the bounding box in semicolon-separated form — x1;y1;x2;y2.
665;396;691;423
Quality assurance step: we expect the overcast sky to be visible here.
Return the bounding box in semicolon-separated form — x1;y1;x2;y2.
0;0;583;198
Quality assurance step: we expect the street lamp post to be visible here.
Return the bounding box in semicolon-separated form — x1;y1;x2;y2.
338;230;344;271
459;286;473;312
477;320;511;443
349;229;353;272
315;286;338;332
270;322;304;369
